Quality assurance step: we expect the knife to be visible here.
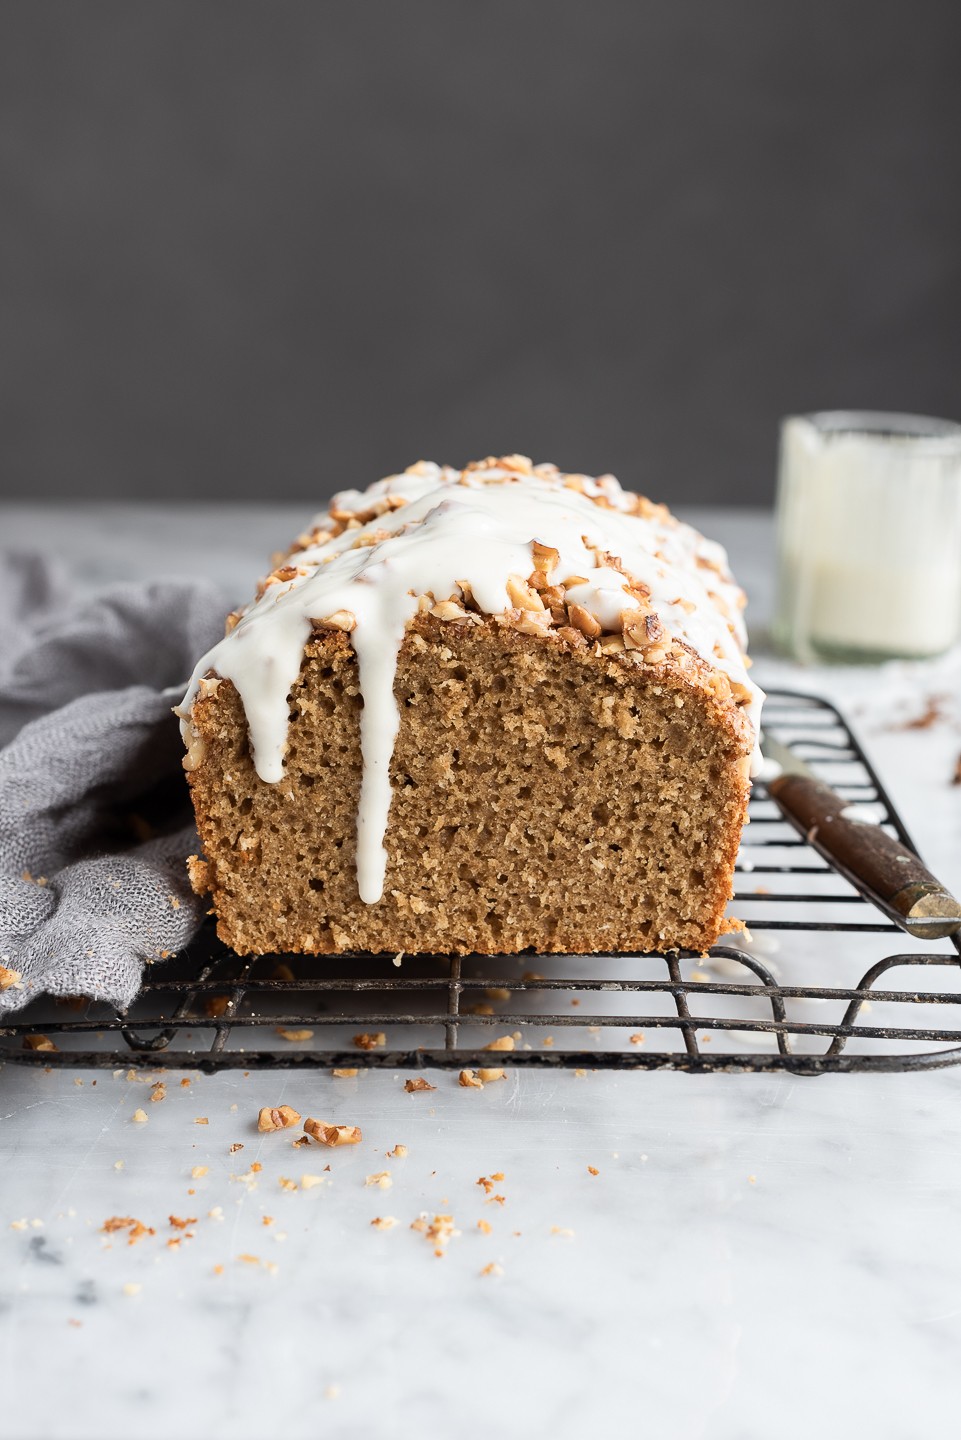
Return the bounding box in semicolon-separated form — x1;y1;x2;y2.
759;732;961;940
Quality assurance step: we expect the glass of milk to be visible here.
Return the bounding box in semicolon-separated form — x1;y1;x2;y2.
773;411;961;663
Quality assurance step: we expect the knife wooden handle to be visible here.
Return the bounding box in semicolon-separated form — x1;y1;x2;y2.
767;772;961;939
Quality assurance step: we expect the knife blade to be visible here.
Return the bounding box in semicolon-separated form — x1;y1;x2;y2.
759;732;961;940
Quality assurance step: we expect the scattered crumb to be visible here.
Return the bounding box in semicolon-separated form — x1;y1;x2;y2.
484;1036;515;1052
410;1212;460;1256
353;1031;386;1051
203;995;230;1018
477;1219;492;1235
300;1175;325;1190
10;1220;27;1231
114;1160;125;1171
229;1143;244;1154
332;1068;358;1078
122;1283;142;1298
574;1069;587;1079
180;1078;191;1088
278;1177;298;1192
132;1109;148;1124
748;1175;757;1185
292;1135;311;1148
258;1105;301;1132
149;1082;166;1103
0;965;22;991
169;1215;197;1230
587;1165;599;1176
304;1119;362;1146
404;1077;436;1093
479;1262;504;1278
485;987;512;1002
386;1144;408;1159
102;1217;155;1245
365;1172;392;1190
459;1069;484;1088
550;1227;575;1239
370;1216;397;1230
208;1207;224;1221
324;1385;341;1401
213;1264;224;1276
237;1253;260;1265
23;1034;56;1052
477;1068;507;1083
194;1117;209;1126
629;1034;645;1045
276;1027;314;1042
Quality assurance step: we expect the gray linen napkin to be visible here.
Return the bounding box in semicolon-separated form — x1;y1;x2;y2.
0;553;228;1014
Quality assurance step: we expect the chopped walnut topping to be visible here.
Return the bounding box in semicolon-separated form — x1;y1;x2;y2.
149;1082;166;1103
352;1032;386;1051
404;1077;436;1093
102;1216;155;1245
386;1144;408;1159
131;1109;148;1124
370;1215;397;1230
0;965;22;991
169;1215;197;1230
303;1119;362;1146
477;1068;507;1083
459;1069;484;1089
229;1142;244;1153
587;1166;600;1177
276;1027;314;1042
365;1172;392;1189
258;1105;302;1132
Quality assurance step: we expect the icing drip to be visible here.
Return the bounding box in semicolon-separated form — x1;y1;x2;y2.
181;459;764;905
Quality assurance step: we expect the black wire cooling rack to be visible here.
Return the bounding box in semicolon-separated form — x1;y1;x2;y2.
3;689;960;1075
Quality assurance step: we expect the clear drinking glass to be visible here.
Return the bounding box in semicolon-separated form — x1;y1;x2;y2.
773;410;961;664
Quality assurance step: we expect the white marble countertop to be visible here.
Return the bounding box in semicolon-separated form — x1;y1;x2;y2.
2;504;961;1440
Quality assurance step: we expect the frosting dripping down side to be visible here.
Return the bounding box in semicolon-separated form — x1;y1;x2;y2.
180;457;764;905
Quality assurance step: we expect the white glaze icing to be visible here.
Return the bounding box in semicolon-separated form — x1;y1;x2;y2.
181;459;763;904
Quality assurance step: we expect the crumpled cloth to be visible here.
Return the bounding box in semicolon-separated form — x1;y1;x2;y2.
0;552;228;1014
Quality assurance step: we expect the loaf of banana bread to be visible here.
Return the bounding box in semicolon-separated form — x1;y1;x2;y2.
180;456;761;955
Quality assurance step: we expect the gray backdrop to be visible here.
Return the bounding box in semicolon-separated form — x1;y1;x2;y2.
1;1;959;506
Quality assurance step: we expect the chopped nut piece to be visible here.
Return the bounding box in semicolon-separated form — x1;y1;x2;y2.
132;1109;148;1124
278;1177;298;1192
258;1105;301;1133
479;1262;504;1278
477;1068;507;1083
365;1172;392;1189
370;1215;397;1230
276;1027;314;1042
149;1082;166;1103
0;965;22;991
122;1283;142;1297
332;1068;358;1078
484;1036;515;1053
300;1174;324;1190
194;1117;209;1125
404;1077;436;1093
459;1069;484;1088
23;1034;56;1052
629;1033;645;1045
303;1118;362;1146
550;1226;576;1239
477;1219;492;1235
353;1031;386;1051
191;1166;209;1179
229;1143;244;1153
386;1144;408;1159
169;1215;197;1230
587;1166;600;1177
